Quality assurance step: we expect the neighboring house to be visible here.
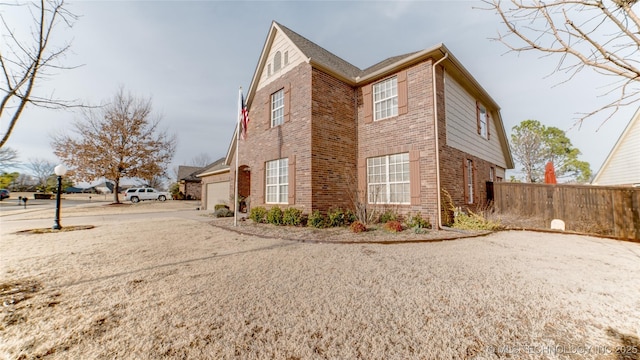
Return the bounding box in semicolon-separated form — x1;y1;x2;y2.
177;165;205;200
592;107;640;187
225;21;514;226
197;158;231;209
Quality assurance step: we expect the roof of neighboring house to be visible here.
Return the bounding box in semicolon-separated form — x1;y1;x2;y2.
177;166;204;182
196;157;230;178
592;107;640;186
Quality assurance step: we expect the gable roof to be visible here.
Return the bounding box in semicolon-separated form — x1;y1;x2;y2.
592;107;640;185
177;166;204;182
196;157;229;178
227;22;513;169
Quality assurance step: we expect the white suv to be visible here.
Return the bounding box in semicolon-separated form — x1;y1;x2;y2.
124;187;169;203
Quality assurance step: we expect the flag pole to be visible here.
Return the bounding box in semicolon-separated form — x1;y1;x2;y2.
234;87;242;227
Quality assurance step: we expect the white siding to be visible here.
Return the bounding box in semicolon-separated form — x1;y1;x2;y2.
593;113;640;185
256;30;306;91
444;72;507;168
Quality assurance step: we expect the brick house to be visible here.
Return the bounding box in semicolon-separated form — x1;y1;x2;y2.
177;165;205;200
224;22;514;227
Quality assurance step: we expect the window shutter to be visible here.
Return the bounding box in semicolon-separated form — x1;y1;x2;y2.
363;84;373;124
288;155;296;204
476;101;481;135
463;159;468;204
472;162;477;205
358;157;367;203
486;111;491;140
409;150;420;205
398;71;408;115
284;83;291;123
258;165;265;205
266;95;271;127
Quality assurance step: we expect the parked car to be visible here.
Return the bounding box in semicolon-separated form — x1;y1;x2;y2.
0;189;9;200
124;187;169;203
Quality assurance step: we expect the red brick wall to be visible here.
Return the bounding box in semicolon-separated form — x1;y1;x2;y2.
233;62;313;212
356;60;440;222
310;69;357;212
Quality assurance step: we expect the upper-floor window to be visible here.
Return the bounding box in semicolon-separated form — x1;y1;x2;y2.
373;77;398;121
266;158;288;204
477;102;488;139
271;89;285;127
284;51;289;65
267;64;272;77
367;153;409;204
274;51;282;72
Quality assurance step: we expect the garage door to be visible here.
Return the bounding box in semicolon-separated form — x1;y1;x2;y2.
206;182;229;210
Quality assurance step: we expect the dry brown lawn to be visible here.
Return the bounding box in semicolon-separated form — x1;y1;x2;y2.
1;203;639;359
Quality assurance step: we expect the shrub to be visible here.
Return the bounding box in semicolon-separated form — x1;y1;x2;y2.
327;207;347;227
214;204;229;211
383;220;404;232
378;209;398;224
307;210;326;228
214;207;233;218
344;209;357;225
282;207;303;226
405;212;431;229
453;209;502;231
266;206;284;225
249;206;267;223
349;221;367;233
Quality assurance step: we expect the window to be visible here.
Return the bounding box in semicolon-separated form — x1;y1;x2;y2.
274;51;282;72
367;153;409;204
477;103;488;139
267;64;271;77
490;167;495;182
466;159;474;204
266;158;288;204
284;51;289;65
373;77;398;121
271;89;284;127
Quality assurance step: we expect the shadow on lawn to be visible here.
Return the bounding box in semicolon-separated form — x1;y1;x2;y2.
606;327;640;360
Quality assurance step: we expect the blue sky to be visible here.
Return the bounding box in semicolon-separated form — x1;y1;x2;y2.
2;0;633;181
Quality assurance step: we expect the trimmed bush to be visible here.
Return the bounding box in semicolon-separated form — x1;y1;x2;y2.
327;207;347;227
383;220;404;233
349;221;367;233
378;209;398;224
453;210;502;231
282;207;303;226
214;207;233;218
307;210;326;228
249;206;267;223
405;212;431;229
266;206;284;225
214;204;229;211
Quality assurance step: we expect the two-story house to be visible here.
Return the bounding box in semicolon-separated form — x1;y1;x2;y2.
211;21;514;227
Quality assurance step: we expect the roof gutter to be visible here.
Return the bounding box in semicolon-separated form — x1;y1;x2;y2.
432;52;448;230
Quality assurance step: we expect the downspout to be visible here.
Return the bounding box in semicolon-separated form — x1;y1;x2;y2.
432;52;448;229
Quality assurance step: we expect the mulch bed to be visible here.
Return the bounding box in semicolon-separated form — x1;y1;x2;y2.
209;217;490;244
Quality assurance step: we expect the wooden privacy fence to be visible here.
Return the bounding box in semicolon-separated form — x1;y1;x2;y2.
491;182;640;240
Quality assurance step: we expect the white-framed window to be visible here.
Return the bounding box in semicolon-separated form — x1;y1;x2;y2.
467;159;474;204
367;153;409;204
490;167;495;182
477;103;488;139
271;89;284;127
266;158;288;204
373;77;398;121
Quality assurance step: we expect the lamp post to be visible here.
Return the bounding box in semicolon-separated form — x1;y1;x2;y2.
52;164;67;230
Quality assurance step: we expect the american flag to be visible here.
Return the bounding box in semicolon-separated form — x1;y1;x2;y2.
240;92;250;140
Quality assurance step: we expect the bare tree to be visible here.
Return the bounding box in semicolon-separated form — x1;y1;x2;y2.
51;88;177;203
189;153;213;167
1;0;80;148
485;0;640;122
26;157;55;191
0;147;19;170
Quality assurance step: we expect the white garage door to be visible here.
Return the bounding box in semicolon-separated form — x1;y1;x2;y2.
206;182;229;210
